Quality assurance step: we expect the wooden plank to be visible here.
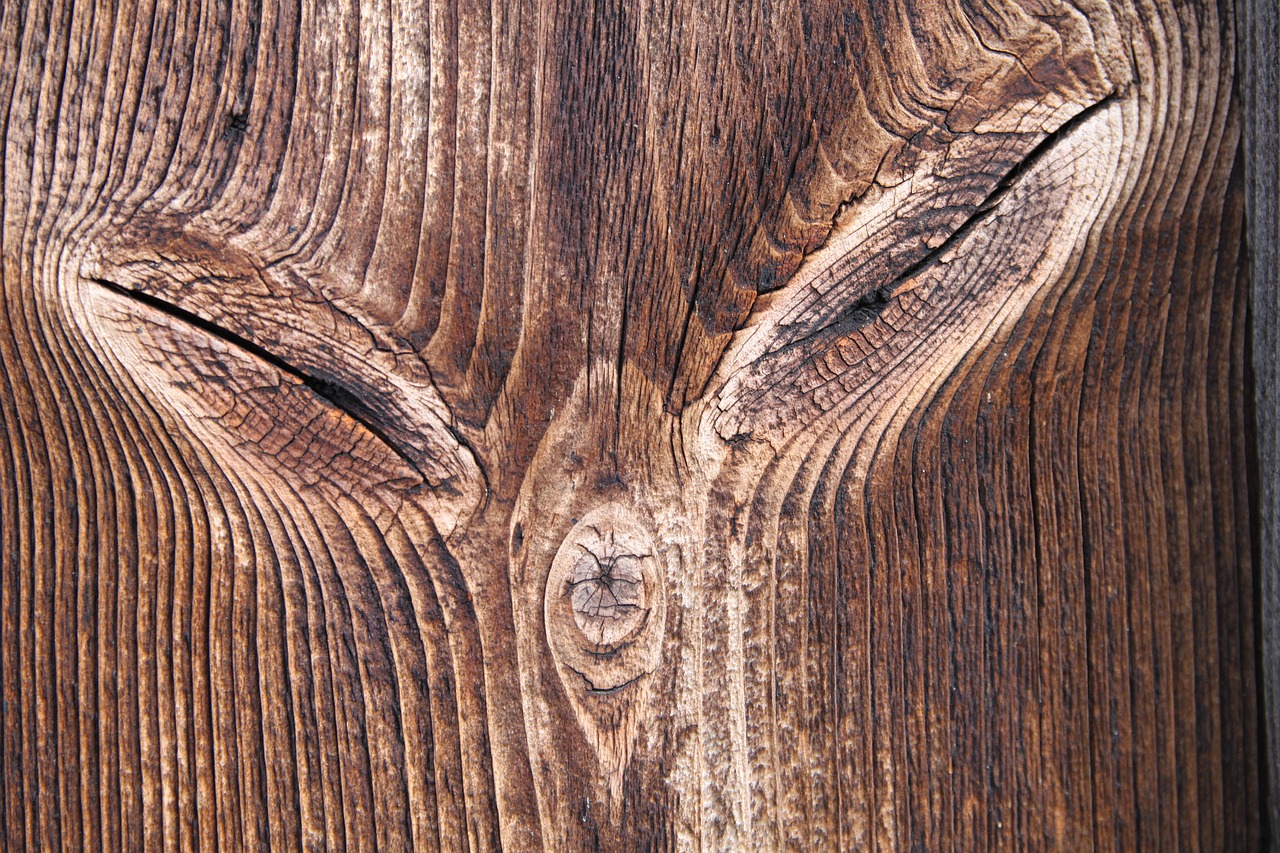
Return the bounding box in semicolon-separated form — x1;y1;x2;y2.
0;0;1262;847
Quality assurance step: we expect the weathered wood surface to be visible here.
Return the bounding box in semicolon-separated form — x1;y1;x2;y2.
1242;0;1279;842
0;0;1260;847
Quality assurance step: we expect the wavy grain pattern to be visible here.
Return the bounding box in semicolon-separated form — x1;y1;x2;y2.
0;0;1259;847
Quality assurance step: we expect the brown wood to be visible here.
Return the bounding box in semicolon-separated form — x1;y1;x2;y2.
0;0;1261;848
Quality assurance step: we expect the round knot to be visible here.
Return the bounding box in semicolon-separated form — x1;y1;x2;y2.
567;531;650;649
545;504;665;692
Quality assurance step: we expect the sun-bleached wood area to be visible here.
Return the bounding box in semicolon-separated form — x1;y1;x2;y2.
0;0;1263;847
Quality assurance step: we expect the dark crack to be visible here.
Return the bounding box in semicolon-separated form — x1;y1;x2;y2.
89;276;427;481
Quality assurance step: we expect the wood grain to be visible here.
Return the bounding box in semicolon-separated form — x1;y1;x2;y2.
0;0;1260;848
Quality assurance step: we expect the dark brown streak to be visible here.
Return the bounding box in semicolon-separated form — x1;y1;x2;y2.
87;276;428;484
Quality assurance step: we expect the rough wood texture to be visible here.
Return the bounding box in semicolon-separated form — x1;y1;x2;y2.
0;0;1260;848
1242;0;1279;842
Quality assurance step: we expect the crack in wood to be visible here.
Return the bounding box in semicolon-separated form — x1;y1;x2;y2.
798;93;1122;351
88;275;429;482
